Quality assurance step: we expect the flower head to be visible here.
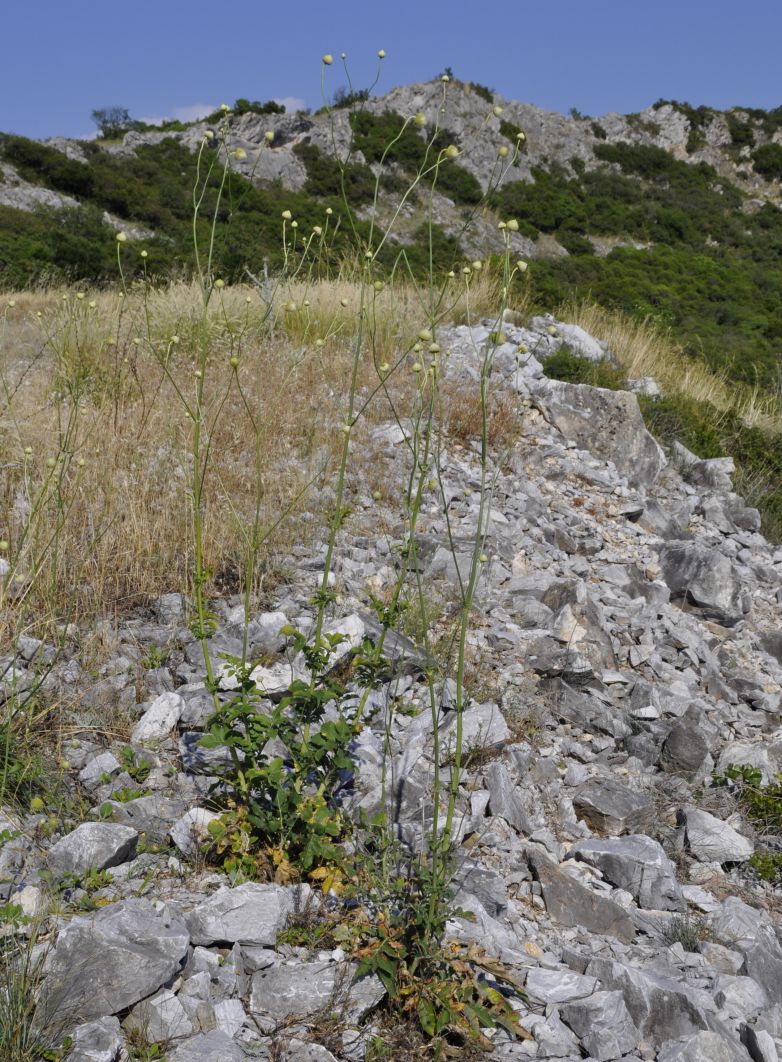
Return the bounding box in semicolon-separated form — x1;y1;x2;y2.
413;111;426;127
322;54;334;66
506;218;519;232
281;210;293;221
498;145;509;158
444;144;459;159
264;130;274;142
493;105;503;117
233;147;247;160
517;260;528;273
377;48;386;58
116;231;127;242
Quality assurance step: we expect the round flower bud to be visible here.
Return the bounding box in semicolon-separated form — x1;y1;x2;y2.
441;74;450;83
498;221;506;230
498;145;509;157
506;218;519;232
313;225;323;236
23;446;32;455
233;147;247;160
286;301;297;312
444;144;459;159
290;220;298;228
479;553;488;563
378;49;386;58
325;207;333;215
471;260;483;271
194;370;203;379
379;361;389;372
414;111;426;127
547;324;558;336
229;356;239;367
418;329;432;341
340;298;349;307
429;342;441;353
322;54;334;65
116;231;127;242
0;540;8;550
372;490;382;500
493;105;503;117
220;103;230;112
264;130;275;142
516;131;526;141
46;457;56;468
315;338;324;348
214;279;225;289
281;209;293;220
462;265;471;275
76;292;85;300
171;335;180;344
412;361;423;372
517;260;528;273
77;458;85;467
373;280;383;292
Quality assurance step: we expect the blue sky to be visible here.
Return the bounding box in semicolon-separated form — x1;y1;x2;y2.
4;0;781;139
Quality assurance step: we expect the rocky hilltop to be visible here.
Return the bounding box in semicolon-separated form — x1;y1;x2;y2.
4;311;782;1061
2;79;782;261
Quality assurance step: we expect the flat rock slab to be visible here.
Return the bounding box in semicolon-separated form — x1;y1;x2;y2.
573;777;652;835
528;851;636;944
570;834;685;911
560;989;640;1062
657;1030;749;1062
47;822;138;878
524;966;598;1004
683;807;754;863
131;690;184;743
586;956;715;1045
66;1016;123;1062
168;1031;246;1061
532;378;666;489
658;542;747;626
41;898;189;1024
250;960;384;1023
185;882;311;945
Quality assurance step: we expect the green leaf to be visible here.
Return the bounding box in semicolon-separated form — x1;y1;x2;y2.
417;996;437;1038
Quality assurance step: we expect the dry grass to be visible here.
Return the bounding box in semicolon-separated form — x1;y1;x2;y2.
0;272;522;643
557;298;782;433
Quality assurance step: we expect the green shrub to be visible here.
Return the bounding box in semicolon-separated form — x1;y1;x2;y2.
542;347;627;390
470;82;494;104
349;111;482;204
726;113;755;149
752;143;782;180
0;135;93;198
294;142;376;204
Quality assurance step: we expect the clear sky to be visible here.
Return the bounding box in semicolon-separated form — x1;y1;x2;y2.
4;0;781;139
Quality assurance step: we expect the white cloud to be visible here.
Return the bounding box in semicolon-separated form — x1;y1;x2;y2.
138;102;216;127
274;96;306;113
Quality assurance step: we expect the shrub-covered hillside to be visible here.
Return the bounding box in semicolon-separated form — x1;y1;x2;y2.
2;80;782;388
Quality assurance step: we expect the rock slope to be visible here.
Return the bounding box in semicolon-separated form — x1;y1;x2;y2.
3;314;782;1060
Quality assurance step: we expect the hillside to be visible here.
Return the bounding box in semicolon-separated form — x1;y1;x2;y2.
2;79;782;386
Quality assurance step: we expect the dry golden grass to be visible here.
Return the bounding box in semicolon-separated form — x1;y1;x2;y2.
558;298;782;432
0;272;520;642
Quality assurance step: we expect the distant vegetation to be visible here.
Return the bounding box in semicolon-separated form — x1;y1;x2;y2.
3;96;782;392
